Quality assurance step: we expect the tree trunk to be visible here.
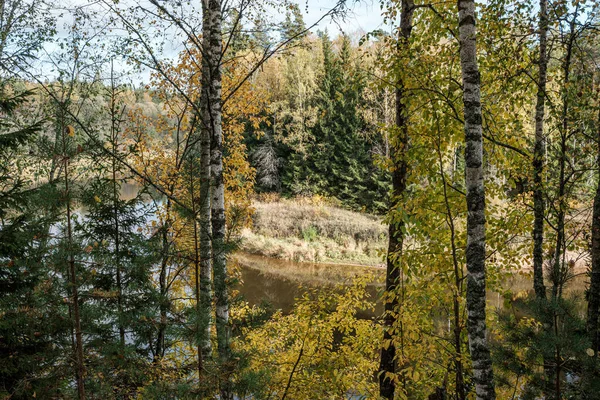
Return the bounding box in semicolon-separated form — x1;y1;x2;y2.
202;0;231;396
532;0;548;300
197;105;212;366
62;119;86;400
457;1;496;399
436;136;466;400
155;203;170;362
190;160;204;380
587;105;600;358
153;197;173;362
379;2;414;399
551;11;576;301
198;0;223;385
110;65;125;348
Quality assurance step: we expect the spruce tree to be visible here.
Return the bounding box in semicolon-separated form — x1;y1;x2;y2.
283;33;388;212
281;3;306;42
0;84;69;399
73;74;160;397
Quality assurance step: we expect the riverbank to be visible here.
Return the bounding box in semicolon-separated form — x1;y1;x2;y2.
239;196;387;266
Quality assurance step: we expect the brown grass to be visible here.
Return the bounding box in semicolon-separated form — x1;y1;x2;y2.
240;195;388;265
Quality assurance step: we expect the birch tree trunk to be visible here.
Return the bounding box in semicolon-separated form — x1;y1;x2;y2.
457;1;496;398
201;0;230;395
532;0;548;300
379;1;413;399
198;118;212;364
203;0;232;396
197;0;216;370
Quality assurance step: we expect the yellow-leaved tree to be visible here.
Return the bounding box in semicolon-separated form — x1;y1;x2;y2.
232;275;380;399
125;46;268;396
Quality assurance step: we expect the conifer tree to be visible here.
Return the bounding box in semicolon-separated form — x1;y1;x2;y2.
283;33;388;212
0;84;68;399
74;71;159;396
281;3;306;42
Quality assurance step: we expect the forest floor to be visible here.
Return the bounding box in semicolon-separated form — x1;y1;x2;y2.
239;195;387;266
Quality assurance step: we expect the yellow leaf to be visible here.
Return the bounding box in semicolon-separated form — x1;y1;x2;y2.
587;348;595;357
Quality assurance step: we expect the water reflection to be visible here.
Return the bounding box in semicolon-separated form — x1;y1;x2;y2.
119;182;591;318
234;252;385;317
234;252;590;318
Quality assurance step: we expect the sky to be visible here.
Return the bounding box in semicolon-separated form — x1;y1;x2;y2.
38;0;388;85
302;0;387;35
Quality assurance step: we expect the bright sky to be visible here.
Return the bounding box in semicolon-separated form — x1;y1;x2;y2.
38;0;388;85
303;0;387;35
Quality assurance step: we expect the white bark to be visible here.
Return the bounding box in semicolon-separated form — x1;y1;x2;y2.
457;0;496;398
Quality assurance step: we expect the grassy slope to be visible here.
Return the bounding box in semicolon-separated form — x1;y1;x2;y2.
240;197;388;266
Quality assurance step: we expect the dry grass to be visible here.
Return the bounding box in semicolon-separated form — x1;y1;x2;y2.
240;195;388;265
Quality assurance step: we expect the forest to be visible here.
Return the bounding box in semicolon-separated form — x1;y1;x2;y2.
2;0;600;398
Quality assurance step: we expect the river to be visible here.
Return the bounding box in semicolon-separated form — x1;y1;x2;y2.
232;252;589;318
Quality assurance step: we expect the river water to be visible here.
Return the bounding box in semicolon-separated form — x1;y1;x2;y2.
233;251;590;318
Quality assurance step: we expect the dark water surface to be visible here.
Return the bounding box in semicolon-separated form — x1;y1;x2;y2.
233;252;590;318
234;252;385;316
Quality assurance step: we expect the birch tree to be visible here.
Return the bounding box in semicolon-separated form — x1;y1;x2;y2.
200;0;231;382
457;0;496;398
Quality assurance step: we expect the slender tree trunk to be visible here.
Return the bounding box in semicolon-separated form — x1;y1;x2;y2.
436;135;465;400
110;66;125;348
201;0;231;397
379;2;414;399
552;13;576;301
533;0;548;300
198;118;212;365
189;162;204;380
457;1;496;399
62;120;86;400
587;105;600;357
155;199;172;362
198;0;220;380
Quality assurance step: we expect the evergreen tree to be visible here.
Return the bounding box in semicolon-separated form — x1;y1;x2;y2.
283;33;388;212
281;3;306;42
73;74;161;397
224;9;250;53
250;16;272;50
0;84;69;399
